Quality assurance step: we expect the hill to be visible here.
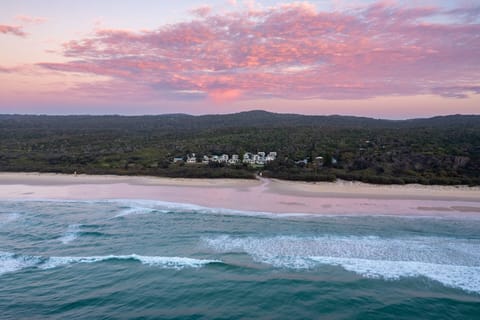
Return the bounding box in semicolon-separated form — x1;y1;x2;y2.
1;111;479;185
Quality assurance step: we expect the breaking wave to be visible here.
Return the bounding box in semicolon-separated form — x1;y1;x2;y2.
111;199;316;219
0;213;20;225
59;224;82;244
0;251;41;275
203;235;480;294
41;254;221;270
0;251;220;276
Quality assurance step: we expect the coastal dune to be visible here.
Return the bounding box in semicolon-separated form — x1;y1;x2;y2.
0;172;479;216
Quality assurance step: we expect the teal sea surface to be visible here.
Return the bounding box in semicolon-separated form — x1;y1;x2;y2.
1;199;479;319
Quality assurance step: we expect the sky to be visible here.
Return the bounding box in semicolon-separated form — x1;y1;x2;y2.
0;0;479;118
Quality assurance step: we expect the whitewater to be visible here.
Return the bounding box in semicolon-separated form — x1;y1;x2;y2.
1;199;479;319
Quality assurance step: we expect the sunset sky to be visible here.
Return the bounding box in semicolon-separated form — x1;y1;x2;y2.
1;0;479;118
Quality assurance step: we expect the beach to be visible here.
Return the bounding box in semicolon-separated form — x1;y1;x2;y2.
1;172;479;216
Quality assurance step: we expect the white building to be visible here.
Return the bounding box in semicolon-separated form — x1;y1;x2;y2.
228;154;239;165
186;153;197;164
220;154;229;163
266;152;277;162
179;151;277;166
243;152;252;163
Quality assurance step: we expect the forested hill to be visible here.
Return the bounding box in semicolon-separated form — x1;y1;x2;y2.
1;111;479;185
1;110;479;131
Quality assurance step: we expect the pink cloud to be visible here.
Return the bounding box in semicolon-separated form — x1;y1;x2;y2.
209;89;243;103
0;24;26;37
0;65;17;73
14;15;48;24
37;1;480;102
190;5;212;17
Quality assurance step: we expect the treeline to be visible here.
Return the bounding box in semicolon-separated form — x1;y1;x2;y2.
0;111;479;185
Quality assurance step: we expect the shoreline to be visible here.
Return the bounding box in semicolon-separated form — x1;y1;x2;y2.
0;172;259;188
1;172;480;216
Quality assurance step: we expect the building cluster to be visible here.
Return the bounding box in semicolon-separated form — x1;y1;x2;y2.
242;152;277;165
173;152;278;166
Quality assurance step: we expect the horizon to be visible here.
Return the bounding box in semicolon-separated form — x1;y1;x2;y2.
0;109;477;121
1;0;479;118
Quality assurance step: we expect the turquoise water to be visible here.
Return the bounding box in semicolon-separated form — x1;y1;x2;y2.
1;199;479;319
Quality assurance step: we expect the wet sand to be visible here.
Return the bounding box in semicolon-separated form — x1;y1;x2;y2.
1;172;479;216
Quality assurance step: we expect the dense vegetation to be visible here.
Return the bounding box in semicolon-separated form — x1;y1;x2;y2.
1;111;479;185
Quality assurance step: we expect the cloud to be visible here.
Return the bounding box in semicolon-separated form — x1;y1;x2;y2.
190;5;212;17
446;5;480;23
0;24;26;37
432;86;480;99
14;15;48;24
0;65;15;73
37;1;480;102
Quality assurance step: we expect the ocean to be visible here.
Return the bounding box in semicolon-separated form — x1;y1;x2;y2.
1;199;479;319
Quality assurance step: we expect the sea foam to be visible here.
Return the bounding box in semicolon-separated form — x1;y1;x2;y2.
59;224;82;244
203;235;480;293
42;254;220;270
5;198;480;220
0;251;220;275
0;213;20;225
111;199;312;219
0;251;40;275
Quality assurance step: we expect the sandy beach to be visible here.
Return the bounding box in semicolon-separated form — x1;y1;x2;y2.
1;172;479;216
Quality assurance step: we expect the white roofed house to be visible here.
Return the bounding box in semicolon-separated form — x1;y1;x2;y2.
228;154;239;165
256;152;267;165
173;157;184;163
295;159;308;166
220;154;229;163
202;155;210;164
314;156;324;167
265;155;275;162
266;151;277;162
252;154;263;165
186;153;197;164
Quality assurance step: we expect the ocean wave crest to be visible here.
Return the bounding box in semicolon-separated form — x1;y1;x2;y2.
42;254;221;269
0;213;20;225
0;251;41;275
59;224;82;244
203;235;480;293
0;251;220;275
111;199;312;219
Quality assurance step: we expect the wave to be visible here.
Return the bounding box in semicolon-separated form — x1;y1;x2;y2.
110;199;325;220
0;213;20;225
59;224;82;244
0;251;41;275
5;198;480;220
203;235;480;294
0;251;221;276
115;207;160;218
0;199;323;220
41;254;221;270
308;256;480;293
